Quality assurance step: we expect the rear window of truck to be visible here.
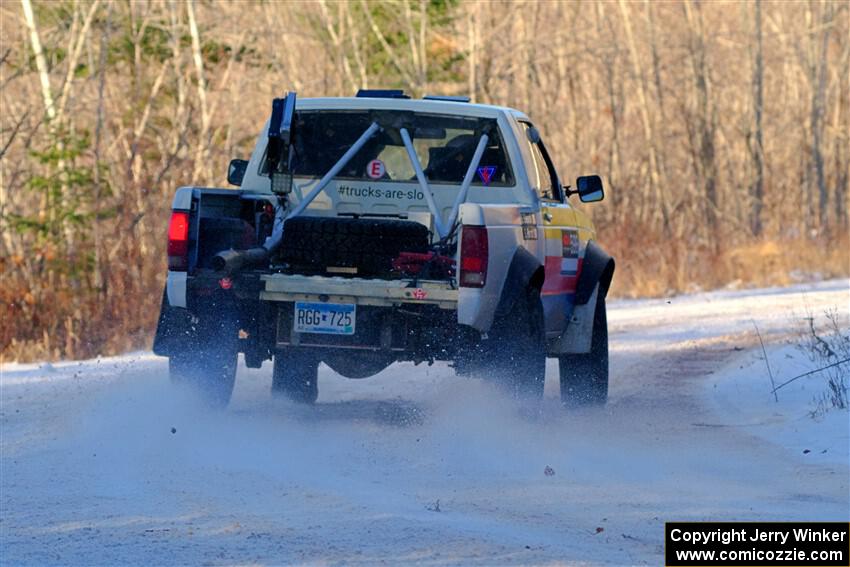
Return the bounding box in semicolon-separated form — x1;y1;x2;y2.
264;110;514;187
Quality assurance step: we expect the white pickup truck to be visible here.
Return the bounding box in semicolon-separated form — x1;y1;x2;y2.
153;90;614;408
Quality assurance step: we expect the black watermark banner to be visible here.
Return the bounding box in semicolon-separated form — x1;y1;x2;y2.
665;522;849;566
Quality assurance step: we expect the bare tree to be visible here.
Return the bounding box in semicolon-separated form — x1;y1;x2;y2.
683;0;719;237
748;0;766;236
618;0;670;232
187;0;211;184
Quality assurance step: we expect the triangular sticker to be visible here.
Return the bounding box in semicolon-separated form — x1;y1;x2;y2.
477;166;496;186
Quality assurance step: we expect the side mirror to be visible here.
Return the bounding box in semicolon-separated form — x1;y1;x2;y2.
227;159;248;186
575;175;604;203
525;126;541;144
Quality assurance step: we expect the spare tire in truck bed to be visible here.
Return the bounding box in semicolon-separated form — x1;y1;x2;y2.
278;216;430;277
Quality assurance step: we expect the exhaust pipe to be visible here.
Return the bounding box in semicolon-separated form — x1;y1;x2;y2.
212;248;270;273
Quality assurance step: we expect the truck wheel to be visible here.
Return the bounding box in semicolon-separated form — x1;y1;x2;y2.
272;349;319;404
169;332;238;409
559;295;609;407
483;286;546;399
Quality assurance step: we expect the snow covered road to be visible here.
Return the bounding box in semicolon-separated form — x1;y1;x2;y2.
2;280;848;566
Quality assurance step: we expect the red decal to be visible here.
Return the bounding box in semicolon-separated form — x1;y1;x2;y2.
412;288;427;300
541;256;582;296
367;159;385;179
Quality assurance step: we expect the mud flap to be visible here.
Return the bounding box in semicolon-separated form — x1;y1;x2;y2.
152;289;196;357
575;242;614;305
549;283;598;355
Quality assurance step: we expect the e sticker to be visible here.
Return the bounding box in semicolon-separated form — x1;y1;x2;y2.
367;159;386;179
477;166;496;185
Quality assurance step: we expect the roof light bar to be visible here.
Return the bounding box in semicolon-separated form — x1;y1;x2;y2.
356;89;409;99
423;95;471;103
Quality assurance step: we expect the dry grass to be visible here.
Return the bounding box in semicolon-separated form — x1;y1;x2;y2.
794;309;850;415
2;232;847;364
607;232;850;299
0;248;162;364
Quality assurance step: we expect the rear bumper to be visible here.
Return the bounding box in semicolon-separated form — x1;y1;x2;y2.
165;272;470;359
275;302;462;353
261;275;463;356
260;274;458;309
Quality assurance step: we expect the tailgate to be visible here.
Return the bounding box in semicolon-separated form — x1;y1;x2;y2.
260;274;458;309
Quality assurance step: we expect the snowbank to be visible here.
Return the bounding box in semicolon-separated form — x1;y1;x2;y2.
705;343;849;467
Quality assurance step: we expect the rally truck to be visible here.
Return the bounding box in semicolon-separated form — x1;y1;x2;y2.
153;90;614;407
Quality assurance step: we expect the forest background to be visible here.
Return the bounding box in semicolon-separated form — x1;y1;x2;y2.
1;0;848;360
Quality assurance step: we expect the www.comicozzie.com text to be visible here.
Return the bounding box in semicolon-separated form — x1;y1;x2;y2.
669;527;848;546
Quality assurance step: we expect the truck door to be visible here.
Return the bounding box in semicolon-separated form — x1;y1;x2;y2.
518;122;580;336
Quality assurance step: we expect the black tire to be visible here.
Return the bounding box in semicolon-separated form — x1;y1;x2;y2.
559;295;609;407
278;216;429;277
481;286;546;399
168;318;238;408
272;349;319;404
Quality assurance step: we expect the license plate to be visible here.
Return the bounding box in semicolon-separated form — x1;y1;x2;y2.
293;302;356;335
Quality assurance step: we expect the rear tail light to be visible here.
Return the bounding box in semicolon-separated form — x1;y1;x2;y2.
459;225;488;288
167;210;190;271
